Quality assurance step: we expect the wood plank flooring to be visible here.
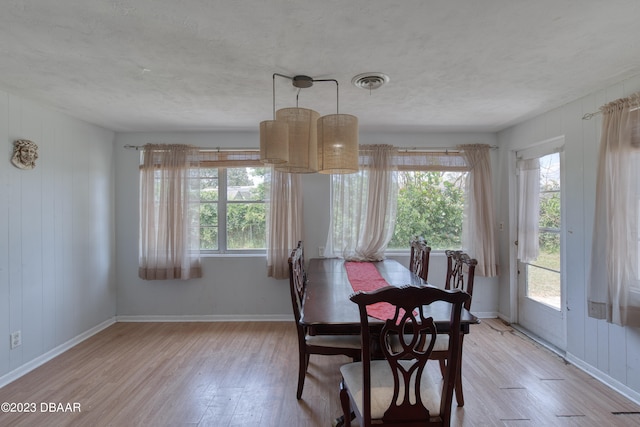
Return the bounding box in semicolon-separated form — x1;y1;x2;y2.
0;319;639;426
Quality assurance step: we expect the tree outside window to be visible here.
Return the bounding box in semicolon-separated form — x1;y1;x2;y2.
389;171;466;250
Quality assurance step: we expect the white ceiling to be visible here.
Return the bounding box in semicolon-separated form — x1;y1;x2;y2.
1;1;640;133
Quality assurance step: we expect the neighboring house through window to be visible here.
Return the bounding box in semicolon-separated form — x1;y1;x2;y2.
198;165;267;253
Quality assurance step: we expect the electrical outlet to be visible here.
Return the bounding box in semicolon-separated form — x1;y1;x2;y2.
318;246;325;257
10;331;21;349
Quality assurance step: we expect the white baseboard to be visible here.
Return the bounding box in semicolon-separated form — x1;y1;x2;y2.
565;352;640;406
0;317;116;389
116;314;292;322
494;317;640;407
473;311;499;319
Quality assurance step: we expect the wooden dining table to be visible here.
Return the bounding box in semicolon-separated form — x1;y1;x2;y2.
301;257;479;414
301;257;479;334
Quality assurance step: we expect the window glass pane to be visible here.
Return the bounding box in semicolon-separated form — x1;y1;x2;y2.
200;226;218;250
224;167;267;251
525;151;561;310
200;168;218;200
389;171;466;250
199;203;218;250
534;232;560;271
526;264;561;309
145;159;268;254
539;153;560;192
227;167;266;201
539;191;560;230
227;203;267;249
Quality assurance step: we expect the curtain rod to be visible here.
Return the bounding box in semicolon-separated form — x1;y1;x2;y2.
124;144;498;152
123;145;259;152
398;145;498;152
582;111;601;120
582;100;640;120
583;106;640;120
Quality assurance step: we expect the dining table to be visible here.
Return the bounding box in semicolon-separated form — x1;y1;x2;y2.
301;257;479;334
300;257;479;416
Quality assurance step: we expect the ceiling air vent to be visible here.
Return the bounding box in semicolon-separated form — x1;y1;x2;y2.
351;72;390;91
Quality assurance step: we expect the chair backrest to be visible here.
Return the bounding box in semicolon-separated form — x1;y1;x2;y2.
409;237;431;281
445;250;477;310
288;242;306;322
351;285;469;425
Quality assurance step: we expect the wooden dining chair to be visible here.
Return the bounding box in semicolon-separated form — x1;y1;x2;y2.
444;250;477;306
431;250;477;406
288;242;361;400
409;236;431;282
339;285;470;427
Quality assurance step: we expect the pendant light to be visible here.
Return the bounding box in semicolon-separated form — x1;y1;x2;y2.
259;73;359;174
259;75;289;164
317;80;358;173
274;107;319;173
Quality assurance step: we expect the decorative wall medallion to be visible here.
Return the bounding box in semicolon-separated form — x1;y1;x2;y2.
11;139;38;170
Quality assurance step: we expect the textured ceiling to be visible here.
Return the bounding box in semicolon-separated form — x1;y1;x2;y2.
1;1;640;133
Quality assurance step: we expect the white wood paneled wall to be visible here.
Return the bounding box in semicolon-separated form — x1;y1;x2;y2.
497;74;640;402
0;90;116;383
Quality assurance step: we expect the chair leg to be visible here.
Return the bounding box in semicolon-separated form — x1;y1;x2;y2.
455;372;464;407
438;359;447;377
296;351;307;400
339;380;352;427
455;335;466;406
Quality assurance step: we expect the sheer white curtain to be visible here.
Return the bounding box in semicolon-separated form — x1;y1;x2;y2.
139;144;202;280
517;158;541;263
327;144;398;261
460;144;498;277
266;168;303;279
588;93;640;326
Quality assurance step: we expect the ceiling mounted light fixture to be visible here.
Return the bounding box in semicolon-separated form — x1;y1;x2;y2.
259;73;359;174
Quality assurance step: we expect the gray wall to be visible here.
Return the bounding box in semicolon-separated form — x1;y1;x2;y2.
114;131;500;319
0;89;116;385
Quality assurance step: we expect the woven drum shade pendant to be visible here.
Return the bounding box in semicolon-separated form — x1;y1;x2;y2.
259;120;289;164
317;114;358;174
275;107;319;173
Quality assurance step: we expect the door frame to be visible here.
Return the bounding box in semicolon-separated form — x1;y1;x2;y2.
509;136;567;350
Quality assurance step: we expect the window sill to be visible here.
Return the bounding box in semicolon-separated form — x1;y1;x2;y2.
201;253;266;258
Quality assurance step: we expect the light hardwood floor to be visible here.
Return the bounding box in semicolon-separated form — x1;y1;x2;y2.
0;319;639;426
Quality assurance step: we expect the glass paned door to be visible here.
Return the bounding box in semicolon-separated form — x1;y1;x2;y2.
526;154;561;308
516;142;566;351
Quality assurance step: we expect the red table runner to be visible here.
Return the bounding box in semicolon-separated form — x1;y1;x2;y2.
344;261;398;321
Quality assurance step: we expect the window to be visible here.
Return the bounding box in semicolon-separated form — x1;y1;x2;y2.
328;147;478;257
388;170;467;250
198;166;267;253
519;152;562;309
141;148;266;256
388;150;470;252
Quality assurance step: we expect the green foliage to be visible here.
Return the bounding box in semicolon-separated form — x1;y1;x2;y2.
539;181;560;253
228;168;253;186
227;202;266;249
199;167;267;250
389;171;465;250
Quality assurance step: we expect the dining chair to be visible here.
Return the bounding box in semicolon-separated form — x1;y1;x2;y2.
431;250;477;406
338;285;470;427
409;236;431;282
288;242;361;400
